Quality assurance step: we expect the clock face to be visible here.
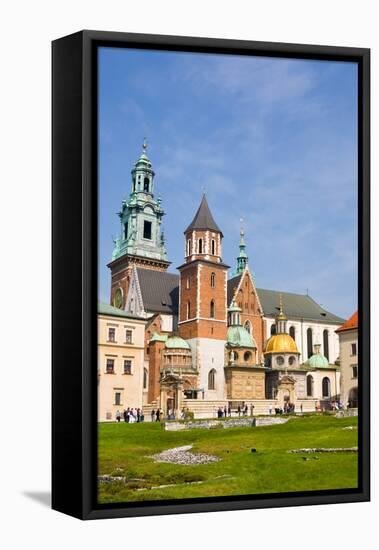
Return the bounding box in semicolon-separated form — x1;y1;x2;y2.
114;288;123;309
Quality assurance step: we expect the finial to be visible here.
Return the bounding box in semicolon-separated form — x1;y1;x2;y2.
279;293;283;314
201;185;206;196
240;218;245;240
142;137;147;152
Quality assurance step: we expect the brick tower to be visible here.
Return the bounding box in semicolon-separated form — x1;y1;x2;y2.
178;195;229;400
107;141;170;309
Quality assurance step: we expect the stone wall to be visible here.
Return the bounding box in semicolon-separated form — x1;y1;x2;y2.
164;416;289;431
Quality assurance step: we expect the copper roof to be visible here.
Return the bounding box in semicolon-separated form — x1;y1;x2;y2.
335;310;358;332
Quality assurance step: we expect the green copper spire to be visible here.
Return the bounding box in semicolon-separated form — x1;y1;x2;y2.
236;219;248;274
111;141;169;263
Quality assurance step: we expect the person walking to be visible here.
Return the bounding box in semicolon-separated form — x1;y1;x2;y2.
269;404;272;415
237;405;241;417
228;404;231;417
151;409;155;422
224;406;227;418
115;410;121;423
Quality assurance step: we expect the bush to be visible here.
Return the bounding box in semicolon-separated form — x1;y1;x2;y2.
184;411;195;420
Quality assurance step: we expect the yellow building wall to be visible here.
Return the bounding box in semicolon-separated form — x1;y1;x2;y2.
98;313;146;421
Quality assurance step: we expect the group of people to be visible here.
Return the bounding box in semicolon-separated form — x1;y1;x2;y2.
150;408;164;422
115;408;143;423
273;402;295;415
216;404;253;418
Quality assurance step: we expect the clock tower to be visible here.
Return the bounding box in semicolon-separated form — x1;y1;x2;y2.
108;141;170;309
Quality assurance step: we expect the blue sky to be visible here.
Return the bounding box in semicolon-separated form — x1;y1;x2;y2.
98;47;358;319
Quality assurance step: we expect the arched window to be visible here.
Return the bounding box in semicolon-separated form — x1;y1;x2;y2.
208;369;216;390
323;329;329;360
244;351;252;362
271;323;276;335
198;238;203;253
244;320;251;334
186;275;190;290
187;301;191;320
289;326;295;340
143;177;149;192
307;328;313;358
143;368;148;390
210;272;215;288
306;375;314;396
322;377;330;398
187;239;191;256
211;239;215;255
210;300;215;318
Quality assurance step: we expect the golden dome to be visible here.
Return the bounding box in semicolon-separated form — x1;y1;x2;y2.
264;333;299;354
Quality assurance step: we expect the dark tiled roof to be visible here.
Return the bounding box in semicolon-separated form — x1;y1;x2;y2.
135;268;344;324
184;195;223;235
227;274;242;304
98;301;146;320
256;288;345;324
136;268;179;314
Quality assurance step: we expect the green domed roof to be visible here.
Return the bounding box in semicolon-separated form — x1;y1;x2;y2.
165;336;191;350
227;326;256;348
306;349;329;369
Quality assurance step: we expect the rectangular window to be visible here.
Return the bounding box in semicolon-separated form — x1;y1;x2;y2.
108;327;116;342
125;329;133;344
351;343;357;356
106;358;115;374
124;360;132;374
351;365;358;378
124;222;128;239
115;392;121;405
143;220;152;239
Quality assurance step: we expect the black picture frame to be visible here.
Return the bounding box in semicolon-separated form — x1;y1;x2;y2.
52;30;370;520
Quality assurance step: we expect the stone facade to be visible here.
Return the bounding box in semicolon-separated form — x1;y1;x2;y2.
224;367;266;400
97;304;146;421
336;312;358;407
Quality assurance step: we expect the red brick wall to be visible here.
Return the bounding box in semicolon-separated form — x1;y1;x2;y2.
179;261;227;340
147;340;165;404
234;271;266;360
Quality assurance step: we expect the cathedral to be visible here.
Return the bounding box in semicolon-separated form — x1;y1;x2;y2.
104;142;344;419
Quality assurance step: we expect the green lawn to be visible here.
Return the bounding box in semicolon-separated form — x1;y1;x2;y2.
97;415;358;504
